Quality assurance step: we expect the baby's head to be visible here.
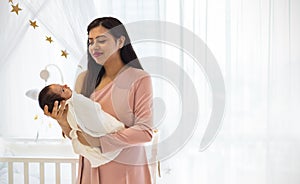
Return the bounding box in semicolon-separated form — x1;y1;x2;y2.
38;84;72;113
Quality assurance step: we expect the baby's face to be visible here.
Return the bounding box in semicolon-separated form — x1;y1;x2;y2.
50;84;72;100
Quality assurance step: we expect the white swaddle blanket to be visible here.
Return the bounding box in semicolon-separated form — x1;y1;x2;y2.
66;92;125;167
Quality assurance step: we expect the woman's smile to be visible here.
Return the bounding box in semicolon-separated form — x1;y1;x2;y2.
92;51;103;58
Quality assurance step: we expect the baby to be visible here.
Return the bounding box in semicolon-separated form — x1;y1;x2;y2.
38;84;124;167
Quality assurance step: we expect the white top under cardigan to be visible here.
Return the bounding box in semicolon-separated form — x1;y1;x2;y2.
66;92;124;167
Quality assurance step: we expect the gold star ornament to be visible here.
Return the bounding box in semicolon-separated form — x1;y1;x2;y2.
61;50;68;58
29;20;39;29
46;36;53;43
9;0;13;4
11;3;22;15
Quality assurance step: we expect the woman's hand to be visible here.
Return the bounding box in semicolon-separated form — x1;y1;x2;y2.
44;100;71;132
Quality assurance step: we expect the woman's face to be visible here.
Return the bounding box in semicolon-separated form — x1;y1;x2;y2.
50;84;72;100
88;25;121;65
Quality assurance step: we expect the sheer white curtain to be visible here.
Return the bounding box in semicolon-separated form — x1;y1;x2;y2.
155;0;300;184
0;0;300;183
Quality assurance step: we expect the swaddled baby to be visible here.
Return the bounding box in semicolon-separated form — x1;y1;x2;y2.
38;84;124;167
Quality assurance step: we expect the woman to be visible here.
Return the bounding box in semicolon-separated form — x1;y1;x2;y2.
44;17;153;183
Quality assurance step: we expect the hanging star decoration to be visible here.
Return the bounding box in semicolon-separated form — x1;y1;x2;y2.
9;3;71;59
45;36;53;43
61;50;68;58
11;3;22;15
29;20;39;29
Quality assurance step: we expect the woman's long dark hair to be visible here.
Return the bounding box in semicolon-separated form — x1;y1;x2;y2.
81;17;143;97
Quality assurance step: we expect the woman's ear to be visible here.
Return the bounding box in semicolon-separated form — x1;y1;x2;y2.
118;36;125;49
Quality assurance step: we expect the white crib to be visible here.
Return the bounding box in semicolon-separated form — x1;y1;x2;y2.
0;157;78;184
0;138;79;184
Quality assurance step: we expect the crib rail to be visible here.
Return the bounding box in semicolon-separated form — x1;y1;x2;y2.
0;157;78;184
